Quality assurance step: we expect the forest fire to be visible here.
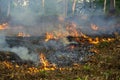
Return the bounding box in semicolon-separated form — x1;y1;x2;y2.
88;37;115;44
17;32;30;37
45;32;56;42
39;53;56;70
66;22;79;37
45;23;115;45
0;0;120;79
0;23;8;30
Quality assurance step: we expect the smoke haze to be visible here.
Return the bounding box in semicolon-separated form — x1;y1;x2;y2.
0;0;118;64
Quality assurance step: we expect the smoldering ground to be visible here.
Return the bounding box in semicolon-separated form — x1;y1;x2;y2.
0;0;119;66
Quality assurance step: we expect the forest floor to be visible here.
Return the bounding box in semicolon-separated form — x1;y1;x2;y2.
0;36;120;80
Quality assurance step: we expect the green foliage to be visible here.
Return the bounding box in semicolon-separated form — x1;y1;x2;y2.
116;0;120;14
95;0;120;14
75;76;88;80
83;64;91;71
97;0;104;6
103;71;112;80
75;77;82;80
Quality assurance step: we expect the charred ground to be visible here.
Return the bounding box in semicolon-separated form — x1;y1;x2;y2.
0;34;120;80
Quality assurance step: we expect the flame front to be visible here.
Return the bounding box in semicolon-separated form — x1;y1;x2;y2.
17;32;30;37
45;22;79;41
0;23;8;30
45;32;56;41
45;23;115;44
39;53;56;70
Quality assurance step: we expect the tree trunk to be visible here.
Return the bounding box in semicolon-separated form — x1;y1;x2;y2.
103;0;107;13
89;0;92;8
42;0;45;8
7;0;11;17
65;0;68;17
72;0;77;14
109;0;116;14
42;0;45;14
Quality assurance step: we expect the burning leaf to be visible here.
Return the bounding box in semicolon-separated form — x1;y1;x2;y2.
39;53;56;70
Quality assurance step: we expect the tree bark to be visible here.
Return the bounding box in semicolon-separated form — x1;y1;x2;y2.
7;0;11;17
65;0;68;17
89;0;92;8
109;0;116;14
42;0;45;14
42;0;45;8
72;0;77;14
103;0;107;13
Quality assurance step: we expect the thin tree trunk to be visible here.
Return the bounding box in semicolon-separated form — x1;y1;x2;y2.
110;0;116;13
114;0;116;8
7;1;10;17
65;0;68;17
89;0;92;8
103;0;107;13
110;0;115;10
42;0;45;14
42;0;45;8
72;0;77;14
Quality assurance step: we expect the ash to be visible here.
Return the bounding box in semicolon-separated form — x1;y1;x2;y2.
5;36;94;66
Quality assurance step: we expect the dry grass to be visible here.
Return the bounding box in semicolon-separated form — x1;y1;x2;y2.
0;40;120;80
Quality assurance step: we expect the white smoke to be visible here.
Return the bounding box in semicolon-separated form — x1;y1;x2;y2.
0;31;8;49
0;31;39;63
10;47;38;62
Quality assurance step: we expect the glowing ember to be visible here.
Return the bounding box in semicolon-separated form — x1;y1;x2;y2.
17;32;30;37
45;22;79;41
44;23;115;45
88;37;115;44
0;23;8;30
45;32;56;41
89;37;99;44
2;61;13;69
28;67;39;74
39;53;56;70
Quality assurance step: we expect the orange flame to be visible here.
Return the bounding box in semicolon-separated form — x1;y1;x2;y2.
45;22;79;41
39;53;56;70
88;37;114;44
45;32;56;41
44;23;115;44
0;23;8;30
28;67;39;74
17;32;30;37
